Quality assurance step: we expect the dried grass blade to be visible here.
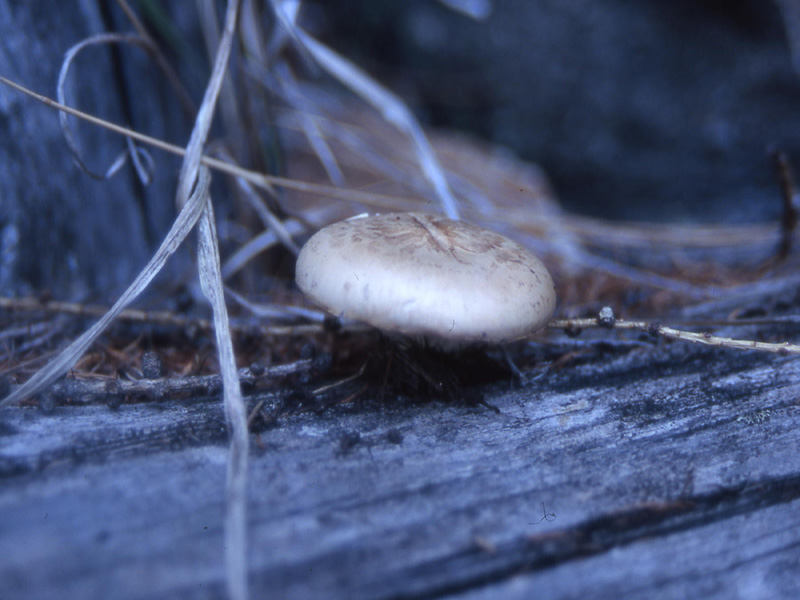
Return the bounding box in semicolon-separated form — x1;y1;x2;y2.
225;286;325;321
276;65;346;185
126;136;155;185
272;1;461;219
299;30;460;218
0;168;210;408
4;74;423;212
213;148;299;255
177;0;237;207
197;195;249;600
176;2;247;599
197;0;243;144
57;33;152;181
222;218;305;279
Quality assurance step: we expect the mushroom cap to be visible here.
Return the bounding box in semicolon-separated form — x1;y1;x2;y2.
295;212;557;346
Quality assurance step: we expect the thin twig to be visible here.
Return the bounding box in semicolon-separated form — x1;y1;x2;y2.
0;295;367;336
548;311;800;356
11;359;314;405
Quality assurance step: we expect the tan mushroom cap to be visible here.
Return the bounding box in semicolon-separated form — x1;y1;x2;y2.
296;212;557;347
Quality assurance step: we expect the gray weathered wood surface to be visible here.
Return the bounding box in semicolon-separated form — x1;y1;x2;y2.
2;336;799;599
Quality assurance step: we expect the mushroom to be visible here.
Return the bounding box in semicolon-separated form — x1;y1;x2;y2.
295;212;556;349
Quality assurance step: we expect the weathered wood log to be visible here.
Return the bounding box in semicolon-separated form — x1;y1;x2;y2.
2;338;799;599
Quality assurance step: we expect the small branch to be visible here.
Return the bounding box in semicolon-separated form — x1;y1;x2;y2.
16;359;314;405
670;315;800;328
0;295;368;337
548;308;800;356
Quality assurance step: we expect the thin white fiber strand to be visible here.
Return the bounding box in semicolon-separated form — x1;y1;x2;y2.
180;2;248;599
57;33;152;182
271;0;461;219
